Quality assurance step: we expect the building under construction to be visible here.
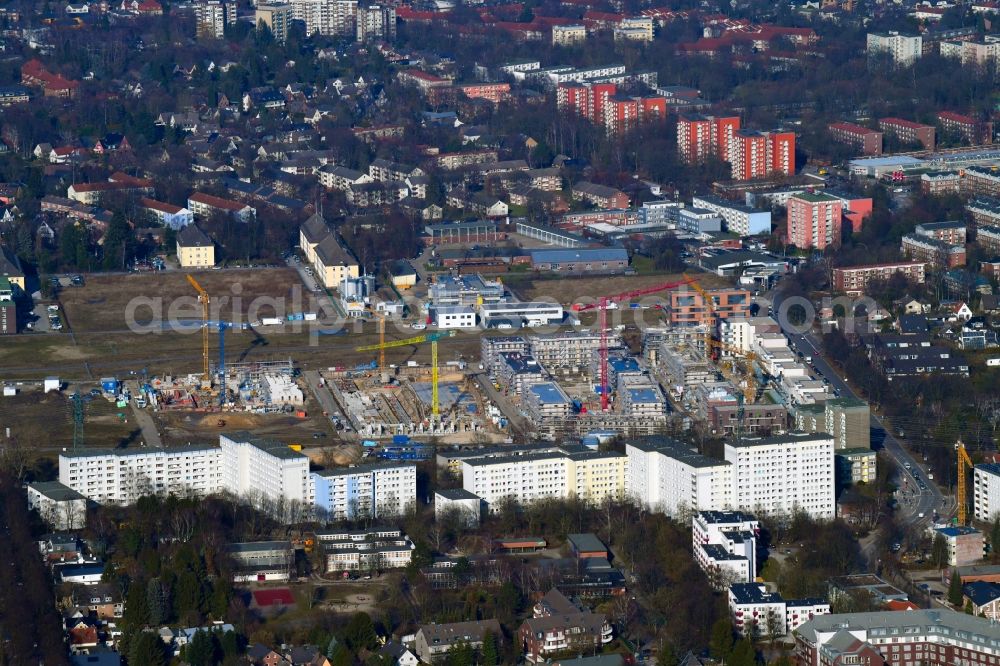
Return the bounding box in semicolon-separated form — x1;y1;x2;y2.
322;366;489;439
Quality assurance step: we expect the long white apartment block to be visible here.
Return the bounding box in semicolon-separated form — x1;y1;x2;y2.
723;432;835;519
312;461;417;520
59;444;223;505
461;445;626;511
626;437;733;516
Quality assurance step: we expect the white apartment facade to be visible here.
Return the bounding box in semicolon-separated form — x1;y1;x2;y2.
626;438;733;517
219;433;311;510
312;462;417;520
316;527;414;572
552;24;586;45
867;31;922;64
719;316;781;354
461;448;626;510
723;432;835;519
693;510;760;589
59;445;223;505
289;0;357;36
973;463;1000;522
26;481;88;530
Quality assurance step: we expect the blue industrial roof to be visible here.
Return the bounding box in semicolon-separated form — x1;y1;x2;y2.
849;156;923;168
627;388;660;402
529;382;570;405
935;526;980;537
530;248;628;263
609;358;640;373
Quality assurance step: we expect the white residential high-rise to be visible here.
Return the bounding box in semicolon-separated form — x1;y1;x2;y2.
461;446;626;511
866;31;922;65
973;463;1000;523
59;445;223;505
626;437;733;516
219;433;311;508
289;0;357;36
195;0;236;39
356;4;395;41
312;461;417;520
723;432;835;519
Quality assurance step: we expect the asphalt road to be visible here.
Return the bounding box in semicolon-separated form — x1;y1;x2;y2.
472;371;531;437
303;370;349;428
769;292;949;548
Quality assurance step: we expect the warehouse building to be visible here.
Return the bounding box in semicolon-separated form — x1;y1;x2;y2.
529;248;629;274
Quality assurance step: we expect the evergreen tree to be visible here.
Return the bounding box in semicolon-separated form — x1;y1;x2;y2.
709;618;735;662
729;637;757;666
948;570;964;607
446;641;474;666
147;577;168;625
344;612;377;652
220;630;241;659
480;629;498;666
129;630;168;666
210;578;232;618
175;570;206;619
330;644;353;666
125;582;151;628
186;629;218;666
102;210;135;271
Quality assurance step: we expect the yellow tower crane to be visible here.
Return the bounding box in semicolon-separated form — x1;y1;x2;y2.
356;330;456;419
377;314;386;373
957;440;974;526
705;338;759;405
186;274;211;383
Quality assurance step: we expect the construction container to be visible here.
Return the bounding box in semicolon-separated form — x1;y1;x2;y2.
101;378;119;393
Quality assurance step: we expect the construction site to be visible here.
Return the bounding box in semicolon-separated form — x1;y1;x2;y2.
477;274;793;441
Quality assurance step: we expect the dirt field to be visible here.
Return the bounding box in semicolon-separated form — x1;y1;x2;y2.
58;268;304;333
515;272;728;305
0;390;140;455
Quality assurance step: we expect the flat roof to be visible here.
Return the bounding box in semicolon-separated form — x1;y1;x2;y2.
528;381;571;405
313;461;415;477
729;431;833;448
226;541;292;553
28;481;86;502
567;533;607;553
435;488;480;501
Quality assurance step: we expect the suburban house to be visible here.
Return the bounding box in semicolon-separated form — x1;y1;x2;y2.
140;198;194;230
520;589;613;663
187;192;256;223
571;181;630;209
413;619;502;663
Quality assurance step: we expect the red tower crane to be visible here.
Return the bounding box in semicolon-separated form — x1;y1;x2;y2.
572;277;694;411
